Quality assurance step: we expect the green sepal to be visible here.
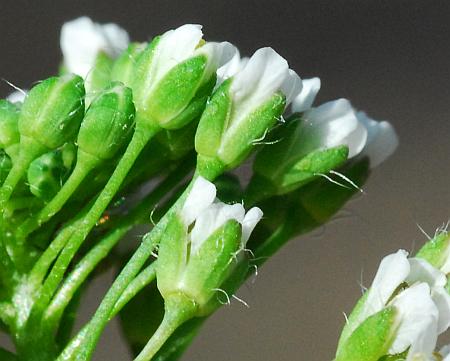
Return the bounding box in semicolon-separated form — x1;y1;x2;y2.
18;74;85;150
77;81;135;161
157;214;189;299
0;100;20;157
195;79;232;158
335;307;397;361
140;55;208;129
416;232;450;269
111;42;147;88
27;149;69;201
181;220;241;315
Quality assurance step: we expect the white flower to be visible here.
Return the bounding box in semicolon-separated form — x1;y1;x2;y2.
292;77;321;113
347;250;450;358
356;111;399;168
216;49;247;86
181;176;262;254
60;16;130;78
301;98;368;158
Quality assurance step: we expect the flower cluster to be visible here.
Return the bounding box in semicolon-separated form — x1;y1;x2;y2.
0;16;400;361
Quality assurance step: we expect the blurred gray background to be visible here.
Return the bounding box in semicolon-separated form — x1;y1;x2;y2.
1;0;450;360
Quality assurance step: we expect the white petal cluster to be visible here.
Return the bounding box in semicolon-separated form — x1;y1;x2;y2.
60;17;130;78
181;177;263;254
350;250;450;360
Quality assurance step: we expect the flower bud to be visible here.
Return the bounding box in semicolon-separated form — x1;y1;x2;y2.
251;115;349;198
77;81;135;161
19;74;85;150
0;100;20;159
157;177;262;317
195;47;302;171
27;150;68;201
110;42;146;88
132;24;235;131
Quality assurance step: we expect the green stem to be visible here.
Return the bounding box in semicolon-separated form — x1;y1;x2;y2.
110;262;156;318
133;295;197;361
58;156;223;360
0;347;17;361
38;125;158;310
17;150;99;238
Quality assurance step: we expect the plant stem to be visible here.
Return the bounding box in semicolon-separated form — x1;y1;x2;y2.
110;262;156;318
134;295;197;361
38;125;158;309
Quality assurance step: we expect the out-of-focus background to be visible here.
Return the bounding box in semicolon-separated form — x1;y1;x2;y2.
1;0;450;360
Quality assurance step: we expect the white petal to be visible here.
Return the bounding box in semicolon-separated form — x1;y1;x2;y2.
364;250;410;318
406;318;440;361
406;258;447;288
431;287;450;334
302;99;368;158
181;176;216;226
197;42;237;82
230;47;289;103
292;77;321;113
152;24;203;82
216;49;244;85
60;17;129;78
357;112;398;168
390;283;439;354
280;69;303;106
241;207;263;247
190;202;245;254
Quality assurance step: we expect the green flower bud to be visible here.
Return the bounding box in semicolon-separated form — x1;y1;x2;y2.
336;307;397;361
19;74;85;150
27;150;68;201
155;120;198;160
84;52;114;105
195;47;302;173
77;81;135;161
0;100;20;158
110;42;146;88
131;25;234;131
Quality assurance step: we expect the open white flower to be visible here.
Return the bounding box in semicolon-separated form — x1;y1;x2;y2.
343;250;450;358
291;77;321;113
60;16;129;78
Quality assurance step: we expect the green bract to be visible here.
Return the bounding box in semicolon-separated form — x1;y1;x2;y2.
77;81;135;161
